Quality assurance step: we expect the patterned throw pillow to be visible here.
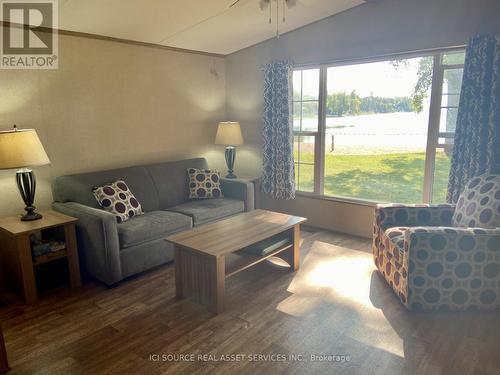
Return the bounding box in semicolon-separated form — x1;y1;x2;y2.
188;168;223;199
93;179;143;223
452;173;500;228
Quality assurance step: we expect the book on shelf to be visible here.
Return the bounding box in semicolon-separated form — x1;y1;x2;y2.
30;235;66;258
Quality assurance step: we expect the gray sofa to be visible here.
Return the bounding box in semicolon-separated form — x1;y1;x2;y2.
52;158;254;285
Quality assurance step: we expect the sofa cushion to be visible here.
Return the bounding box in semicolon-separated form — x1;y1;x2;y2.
187;168;223;199
452;173;500;228
118;211;192;248
167;198;244;226
93;179;143;223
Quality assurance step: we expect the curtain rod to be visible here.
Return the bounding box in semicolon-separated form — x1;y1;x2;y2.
293;44;467;68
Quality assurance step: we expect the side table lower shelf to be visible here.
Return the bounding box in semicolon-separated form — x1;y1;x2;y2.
33;249;68;266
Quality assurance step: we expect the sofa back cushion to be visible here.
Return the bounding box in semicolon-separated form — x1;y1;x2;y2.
52;166;160;212
145;158;208;208
452;173;500;228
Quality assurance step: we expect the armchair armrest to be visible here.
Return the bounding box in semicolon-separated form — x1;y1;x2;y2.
375;204;456;230
404;226;500;309
52;202;122;285
220;178;255;211
405;226;500;254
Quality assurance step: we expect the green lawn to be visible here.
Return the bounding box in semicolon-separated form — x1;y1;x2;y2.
295;151;451;203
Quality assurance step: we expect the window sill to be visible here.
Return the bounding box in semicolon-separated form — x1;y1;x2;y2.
295;191;379;207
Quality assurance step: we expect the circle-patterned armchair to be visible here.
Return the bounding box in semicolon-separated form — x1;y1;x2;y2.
372;173;500;310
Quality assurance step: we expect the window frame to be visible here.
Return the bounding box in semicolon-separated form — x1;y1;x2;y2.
292;66;324;193
292;46;466;204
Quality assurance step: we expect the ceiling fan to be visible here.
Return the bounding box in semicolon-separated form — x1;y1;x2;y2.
258;0;297;11
230;0;314;38
231;0;315;8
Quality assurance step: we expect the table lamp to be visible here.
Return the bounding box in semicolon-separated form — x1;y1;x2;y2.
215;122;243;179
0;125;50;221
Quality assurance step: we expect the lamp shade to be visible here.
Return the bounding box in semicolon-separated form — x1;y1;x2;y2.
215;122;243;146
0;128;50;170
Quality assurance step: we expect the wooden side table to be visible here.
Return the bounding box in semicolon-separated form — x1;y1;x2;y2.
0;210;81;305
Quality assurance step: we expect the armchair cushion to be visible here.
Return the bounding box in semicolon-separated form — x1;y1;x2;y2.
452;173;500;229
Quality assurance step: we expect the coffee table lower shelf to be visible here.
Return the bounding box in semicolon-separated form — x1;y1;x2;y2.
225;243;294;278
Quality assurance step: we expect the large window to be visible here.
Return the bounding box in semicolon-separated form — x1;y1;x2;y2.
292;49;465;203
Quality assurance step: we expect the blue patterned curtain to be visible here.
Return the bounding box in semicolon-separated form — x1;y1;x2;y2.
261;60;295;199
447;34;500;203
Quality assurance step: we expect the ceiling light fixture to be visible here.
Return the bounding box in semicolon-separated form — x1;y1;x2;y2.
231;0;298;39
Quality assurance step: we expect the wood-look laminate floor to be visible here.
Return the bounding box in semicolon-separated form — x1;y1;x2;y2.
1;228;500;375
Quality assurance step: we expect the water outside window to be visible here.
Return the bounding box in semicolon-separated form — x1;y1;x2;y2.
323;58;433;202
292;50;465;204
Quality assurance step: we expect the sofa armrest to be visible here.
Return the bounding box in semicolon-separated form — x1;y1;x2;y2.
52;202;122;285
220;178;255;211
375;204;456;230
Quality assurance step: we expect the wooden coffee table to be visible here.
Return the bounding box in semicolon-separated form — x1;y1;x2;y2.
166;209;306;314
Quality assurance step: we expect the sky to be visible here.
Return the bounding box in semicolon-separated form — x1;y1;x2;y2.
295;57;426;98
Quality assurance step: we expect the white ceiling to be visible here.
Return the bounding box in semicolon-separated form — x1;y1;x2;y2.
58;0;365;55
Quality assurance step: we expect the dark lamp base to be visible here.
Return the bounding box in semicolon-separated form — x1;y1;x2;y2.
224;146;237;180
21;209;43;221
16;169;43;222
